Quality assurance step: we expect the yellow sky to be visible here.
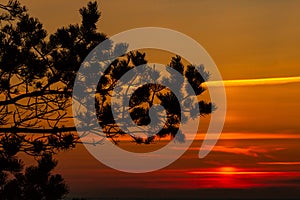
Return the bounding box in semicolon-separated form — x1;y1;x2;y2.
16;0;300;137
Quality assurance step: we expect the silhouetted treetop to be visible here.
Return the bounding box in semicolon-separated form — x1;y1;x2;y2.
0;152;69;200
0;0;215;155
0;0;107;156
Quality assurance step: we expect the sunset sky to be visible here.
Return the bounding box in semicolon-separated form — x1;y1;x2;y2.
15;0;300;199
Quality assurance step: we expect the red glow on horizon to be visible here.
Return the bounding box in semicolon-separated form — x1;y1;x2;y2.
183;168;300;189
187;167;285;175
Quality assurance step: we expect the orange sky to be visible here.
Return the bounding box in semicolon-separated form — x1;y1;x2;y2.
21;0;300;78
18;0;300;138
10;0;300;198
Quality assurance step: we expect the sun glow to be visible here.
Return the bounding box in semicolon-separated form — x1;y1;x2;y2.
187;167;285;175
218;166;237;174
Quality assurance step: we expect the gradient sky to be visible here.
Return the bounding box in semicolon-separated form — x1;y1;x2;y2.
21;0;300;77
18;0;300;137
12;0;300;198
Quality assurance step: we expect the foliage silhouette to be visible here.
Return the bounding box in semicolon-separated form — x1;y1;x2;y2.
0;152;68;200
0;0;216;197
0;0;215;153
0;0;106;155
95;54;216;144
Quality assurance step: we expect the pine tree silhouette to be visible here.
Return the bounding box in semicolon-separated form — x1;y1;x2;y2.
0;0;215;153
0;1;216;197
